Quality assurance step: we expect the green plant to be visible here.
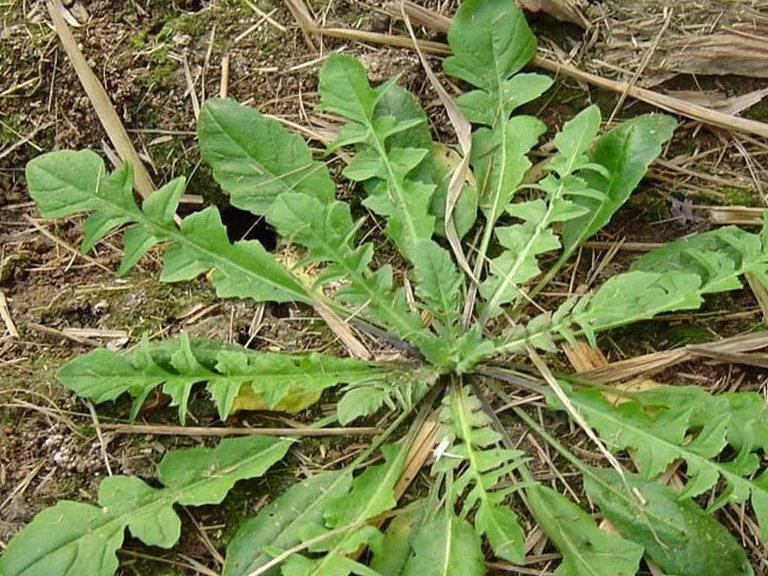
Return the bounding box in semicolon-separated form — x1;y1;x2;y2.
3;0;768;575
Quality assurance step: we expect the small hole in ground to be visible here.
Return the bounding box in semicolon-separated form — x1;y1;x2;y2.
271;303;291;319
177;0;207;12
220;206;277;251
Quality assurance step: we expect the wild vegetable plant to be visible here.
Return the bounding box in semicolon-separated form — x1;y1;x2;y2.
3;0;768;575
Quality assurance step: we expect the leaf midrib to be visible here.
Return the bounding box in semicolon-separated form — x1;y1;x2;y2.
14;441;290;575
495;271;710;355
307;450;407;576
41;168;311;303
574;396;765;505
279;198;421;341
481;163;578;323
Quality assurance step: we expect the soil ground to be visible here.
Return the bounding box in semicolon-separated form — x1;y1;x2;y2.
1;1;767;575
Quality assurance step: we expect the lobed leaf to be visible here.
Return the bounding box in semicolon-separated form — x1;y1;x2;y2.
480;106;603;321
318;54;436;260
444;0;551;305
561;114;677;255
630;225;768;292
471;116;546;233
444;0;537;106
0;435;291;576
433;384;528;562
282;444;408;576
26;151;309;303
337;371;432;425
57;335;411;424
497;224;768;354
554;384;768;540
370;86;478;239
586;468;754;576
411;239;463;336
266;190;448;364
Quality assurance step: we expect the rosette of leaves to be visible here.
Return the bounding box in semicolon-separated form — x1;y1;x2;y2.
4;0;768;575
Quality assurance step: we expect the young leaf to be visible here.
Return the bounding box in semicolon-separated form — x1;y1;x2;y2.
525;485;643;576
480;106;603;321
411;239;463;335
223;471;353;576
266;191;449;363
57;335;411;424
400;508;485;576
433;384;528;562
198;98;336;215
318;54;435;259
585;468;755;576
26;151;309;303
0;435;291;576
554;384;768;540
560;114;676;257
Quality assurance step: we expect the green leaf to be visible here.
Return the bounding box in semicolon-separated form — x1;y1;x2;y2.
585;468;754;576
401;508;485;576
444;0;550;302
0;435;291;576
500;222;768;355
284;444;408;576
318;54;435;260
621;385;768;454
631;225;768;292
370;503;426;576
223;471;353;576
56;335;406;424
498;266;716;354
198;98;335;215
480;106;602;321
26;151;310;302
444;0;537;103
337;372;434;425
434;384;528;562
554;384;768;540
266;191;451;365
472;116;546;229
26;149;111;218
411;240;462;335
160;206;303;302
367;86;475;240
561;114;676;255
457;73;552;127
337;387;390;425
526;485;643;576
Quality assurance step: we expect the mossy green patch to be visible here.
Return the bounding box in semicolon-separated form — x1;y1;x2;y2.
720;185;762;207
